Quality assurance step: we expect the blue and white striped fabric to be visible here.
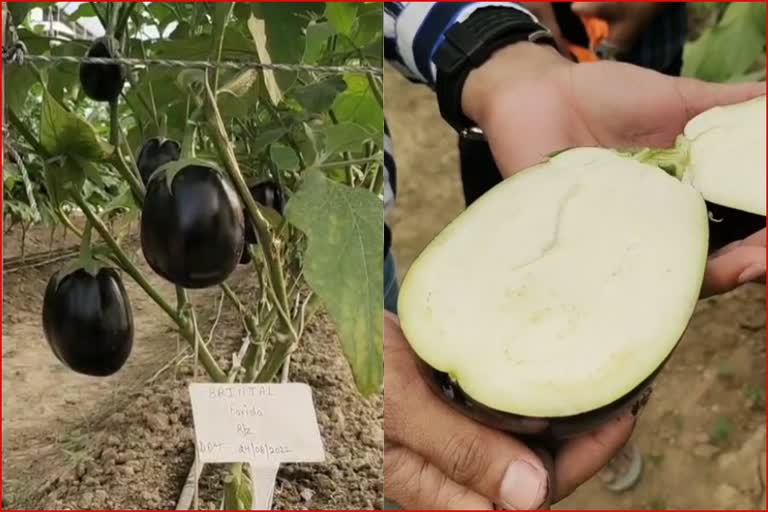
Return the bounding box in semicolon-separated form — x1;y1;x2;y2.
382;2;533;258
382;2;687;258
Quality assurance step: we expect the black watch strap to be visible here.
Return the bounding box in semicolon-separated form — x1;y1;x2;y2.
434;8;558;136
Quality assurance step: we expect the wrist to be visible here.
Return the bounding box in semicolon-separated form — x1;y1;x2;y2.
461;42;571;127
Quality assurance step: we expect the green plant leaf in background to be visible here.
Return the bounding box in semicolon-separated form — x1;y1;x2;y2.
285;171;383;395
683;2;766;82
291;76;347;113
332;74;384;137
303;21;336;64
325;2;358;36
321;122;370;156
40;90;113;161
270;143;300;171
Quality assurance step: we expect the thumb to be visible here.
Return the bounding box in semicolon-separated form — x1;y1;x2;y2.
674;78;766;122
385;446;494;509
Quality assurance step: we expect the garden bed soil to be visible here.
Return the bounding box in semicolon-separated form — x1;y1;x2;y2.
2;222;383;510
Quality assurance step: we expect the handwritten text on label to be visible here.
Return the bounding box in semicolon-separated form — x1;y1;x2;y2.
189;383;325;464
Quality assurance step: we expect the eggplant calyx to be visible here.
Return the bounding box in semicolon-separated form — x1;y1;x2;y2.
150;158;224;193
622;137;690;180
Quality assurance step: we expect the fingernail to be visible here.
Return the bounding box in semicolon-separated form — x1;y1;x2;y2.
738;264;765;285
499;460;547;510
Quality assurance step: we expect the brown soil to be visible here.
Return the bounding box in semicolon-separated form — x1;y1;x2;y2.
2;221;382;510
384;67;766;510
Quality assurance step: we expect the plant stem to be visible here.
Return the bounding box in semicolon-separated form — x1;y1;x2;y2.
71;191;226;382
111;146;146;206
366;72;383;109
109;100;120;150
222;463;243;509
202;80;292;332
7;108;46;156
253;295;321;383
56;209;83;238
316;156;382;170
114;3;137;40
327;109;355;186
88;2;108;30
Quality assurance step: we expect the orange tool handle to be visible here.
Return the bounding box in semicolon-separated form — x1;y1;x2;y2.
566;15;610;63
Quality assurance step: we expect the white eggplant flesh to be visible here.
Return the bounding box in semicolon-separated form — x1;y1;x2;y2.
399;148;708;418
684;95;766;216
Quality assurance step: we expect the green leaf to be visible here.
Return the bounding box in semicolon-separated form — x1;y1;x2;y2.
44;157;85;210
353;3;383;47
8;3;46;25
683;3;766;82
212;3;235;44
247;16;283;105
321;123;371;156
303;21;336;63
325;3;358;36
67;3;97;21
270;144;299;171
6;65;37;113
291;76;347;113
251;127;288;154
331;74;383;136
102;183;138;214
285;171;383;395
48;42;87;102
250;3;323;89
40;90;113;161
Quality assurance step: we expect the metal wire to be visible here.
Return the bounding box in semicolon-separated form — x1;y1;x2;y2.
2;50;382;76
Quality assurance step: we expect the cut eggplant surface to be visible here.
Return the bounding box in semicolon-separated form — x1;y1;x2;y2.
399;148;708;419
397;96;765;435
683;95;766;216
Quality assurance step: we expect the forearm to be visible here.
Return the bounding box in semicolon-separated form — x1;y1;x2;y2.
461;42;571;128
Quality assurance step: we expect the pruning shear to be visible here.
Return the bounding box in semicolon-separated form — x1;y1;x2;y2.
566;16;623;62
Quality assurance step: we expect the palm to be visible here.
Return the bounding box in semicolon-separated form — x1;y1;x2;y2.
481;61;734;175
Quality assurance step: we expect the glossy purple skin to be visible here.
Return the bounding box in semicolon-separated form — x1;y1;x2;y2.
240;181;284;264
141;164;245;288
79;37;125;102
136;138;181;185
415;340;676;441
42;268;134;377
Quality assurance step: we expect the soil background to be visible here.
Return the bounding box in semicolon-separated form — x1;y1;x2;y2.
2;221;383;510
384;66;766;510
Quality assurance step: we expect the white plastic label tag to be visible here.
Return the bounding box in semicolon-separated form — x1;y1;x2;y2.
189;383;325;465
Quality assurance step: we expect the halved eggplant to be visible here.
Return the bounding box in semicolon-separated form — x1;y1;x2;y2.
397;96;766;439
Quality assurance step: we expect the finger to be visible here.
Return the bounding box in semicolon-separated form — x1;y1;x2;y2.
702;245;766;298
385;445;493;510
385;320;550;509
709;228;766;259
674;78;766;123
552;412;636;500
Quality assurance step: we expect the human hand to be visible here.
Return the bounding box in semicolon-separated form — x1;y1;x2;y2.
383;311;636;510
702;229;766;298
461;43;766;298
570;2;667;53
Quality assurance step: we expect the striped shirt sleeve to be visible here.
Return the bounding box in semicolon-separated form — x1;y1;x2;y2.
384;2;536;87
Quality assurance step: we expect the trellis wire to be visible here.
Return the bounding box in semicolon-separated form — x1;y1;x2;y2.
2;48;383;76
